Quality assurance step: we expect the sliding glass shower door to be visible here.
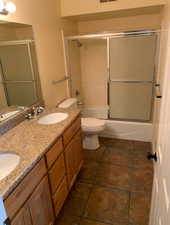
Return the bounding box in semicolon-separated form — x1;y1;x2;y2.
109;35;157;121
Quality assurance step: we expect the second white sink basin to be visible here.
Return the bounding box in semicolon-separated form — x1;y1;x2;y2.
38;113;68;125
0;152;20;181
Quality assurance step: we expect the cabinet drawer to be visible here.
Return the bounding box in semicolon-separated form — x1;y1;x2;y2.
53;176;68;216
46;137;63;169
63;116;81;147
49;153;65;195
4;158;46;220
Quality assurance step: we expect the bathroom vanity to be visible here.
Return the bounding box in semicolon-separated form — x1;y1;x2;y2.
0;109;83;225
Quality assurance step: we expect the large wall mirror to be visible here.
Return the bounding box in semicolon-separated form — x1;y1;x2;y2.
0;21;43;122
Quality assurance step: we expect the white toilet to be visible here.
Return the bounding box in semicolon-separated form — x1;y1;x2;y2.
58;98;106;150
81;117;105;150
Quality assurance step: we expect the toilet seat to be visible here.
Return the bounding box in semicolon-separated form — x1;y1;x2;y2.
81;118;105;133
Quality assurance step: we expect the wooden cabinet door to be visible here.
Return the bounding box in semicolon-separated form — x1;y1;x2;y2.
49;153;65;195
53;177;68;217
65;129;83;189
11;204;32;225
4;158;46;220
28;177;54;225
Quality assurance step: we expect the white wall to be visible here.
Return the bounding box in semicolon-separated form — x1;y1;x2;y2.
78;13;162;34
61;0;165;17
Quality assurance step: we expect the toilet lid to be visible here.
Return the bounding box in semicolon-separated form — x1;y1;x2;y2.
81;118;105;128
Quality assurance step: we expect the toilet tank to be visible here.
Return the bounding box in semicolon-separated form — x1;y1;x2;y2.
58;98;78;109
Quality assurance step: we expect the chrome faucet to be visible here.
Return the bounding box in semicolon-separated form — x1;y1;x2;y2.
25;106;44;120
32;106;44;118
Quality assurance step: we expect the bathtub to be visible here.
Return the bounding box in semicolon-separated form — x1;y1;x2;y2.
82;106;153;142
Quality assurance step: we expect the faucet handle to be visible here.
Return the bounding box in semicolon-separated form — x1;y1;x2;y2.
37;106;44;114
25;113;33;120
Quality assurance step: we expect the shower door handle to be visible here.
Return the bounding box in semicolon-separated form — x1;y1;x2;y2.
155;84;162;99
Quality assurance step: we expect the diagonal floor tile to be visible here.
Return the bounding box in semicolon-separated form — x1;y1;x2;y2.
131;149;153;169
132;141;152;152
84;186;130;224
100;138;133;150
129;192;151;225
55;137;153;225
102;147;133;167
94;163;131;191
78;161;99;183
55;213;81;225
131;168;153;193
61;196;87;217
84;146;105;162
70;182;92;201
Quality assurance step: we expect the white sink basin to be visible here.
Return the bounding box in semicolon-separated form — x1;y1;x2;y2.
0;153;20;181
38;113;68;125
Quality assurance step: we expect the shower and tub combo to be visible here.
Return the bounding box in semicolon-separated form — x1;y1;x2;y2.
61;30;159;149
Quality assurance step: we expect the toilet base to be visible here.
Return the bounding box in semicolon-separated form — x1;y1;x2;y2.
83;134;100;150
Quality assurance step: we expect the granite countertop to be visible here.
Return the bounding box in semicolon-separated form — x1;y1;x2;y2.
0;108;80;199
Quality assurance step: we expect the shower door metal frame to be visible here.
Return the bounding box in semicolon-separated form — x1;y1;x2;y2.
0;40;39;106
107;32;159;122
64;29;160;122
64;38;75;98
